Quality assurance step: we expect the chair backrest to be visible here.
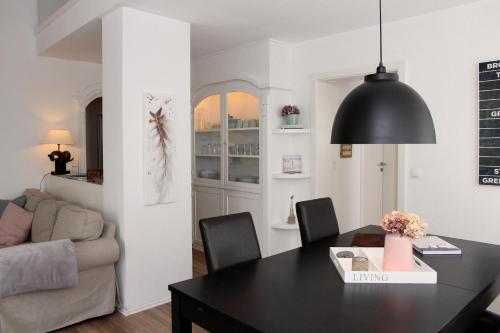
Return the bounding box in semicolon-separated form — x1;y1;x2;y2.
199;212;262;274
296;197;340;246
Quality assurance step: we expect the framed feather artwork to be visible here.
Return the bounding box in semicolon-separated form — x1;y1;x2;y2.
143;92;176;205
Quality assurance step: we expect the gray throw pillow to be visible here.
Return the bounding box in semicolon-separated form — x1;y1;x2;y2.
0;196;27;216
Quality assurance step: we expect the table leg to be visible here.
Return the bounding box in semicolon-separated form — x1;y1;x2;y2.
172;292;192;333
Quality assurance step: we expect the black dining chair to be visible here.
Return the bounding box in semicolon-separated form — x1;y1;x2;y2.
296;197;340;246
199;212;262;274
466;310;500;333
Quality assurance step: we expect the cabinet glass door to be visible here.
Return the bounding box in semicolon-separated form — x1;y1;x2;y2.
194;95;222;181
226;91;260;185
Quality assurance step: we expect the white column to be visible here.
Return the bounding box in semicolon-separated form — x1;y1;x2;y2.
102;7;192;314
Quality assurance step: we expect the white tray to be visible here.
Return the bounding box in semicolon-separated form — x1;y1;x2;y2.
330;247;437;284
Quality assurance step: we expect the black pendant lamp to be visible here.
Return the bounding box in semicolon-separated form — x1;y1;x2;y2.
331;0;436;144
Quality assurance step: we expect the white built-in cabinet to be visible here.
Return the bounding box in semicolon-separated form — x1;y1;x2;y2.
191;81;265;253
192;186;224;247
192;186;263;251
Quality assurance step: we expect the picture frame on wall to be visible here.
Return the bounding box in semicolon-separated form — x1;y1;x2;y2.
143;91;177;205
478;59;500;186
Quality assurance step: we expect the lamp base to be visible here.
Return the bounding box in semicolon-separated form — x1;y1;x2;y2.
51;156;70;175
51;171;70;175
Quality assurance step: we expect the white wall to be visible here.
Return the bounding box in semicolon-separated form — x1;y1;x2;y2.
36;0;121;59
37;0;69;24
43;175;102;212
292;0;500;246
192;40;271;93
103;7;192;315
0;0;101;199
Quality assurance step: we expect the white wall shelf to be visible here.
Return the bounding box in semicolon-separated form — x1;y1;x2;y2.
272;173;311;179
272;223;300;230
272;129;311;134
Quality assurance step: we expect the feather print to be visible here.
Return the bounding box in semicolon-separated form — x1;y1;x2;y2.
149;107;168;201
145;93;174;204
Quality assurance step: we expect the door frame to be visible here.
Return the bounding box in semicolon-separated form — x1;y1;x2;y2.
310;62;408;213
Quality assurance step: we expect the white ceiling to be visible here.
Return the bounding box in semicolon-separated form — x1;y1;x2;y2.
41;0;481;62
124;0;481;59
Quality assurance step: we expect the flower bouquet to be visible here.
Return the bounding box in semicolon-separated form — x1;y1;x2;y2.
281;105;300;126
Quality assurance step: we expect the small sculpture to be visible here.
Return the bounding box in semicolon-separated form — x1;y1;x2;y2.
287;195;296;224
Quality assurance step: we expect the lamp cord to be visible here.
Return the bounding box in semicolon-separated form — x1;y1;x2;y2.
39;173;50;190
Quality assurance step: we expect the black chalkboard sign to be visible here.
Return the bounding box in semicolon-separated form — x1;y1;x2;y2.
479;59;500;186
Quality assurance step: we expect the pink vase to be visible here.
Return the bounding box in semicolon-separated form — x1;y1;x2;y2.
382;233;414;271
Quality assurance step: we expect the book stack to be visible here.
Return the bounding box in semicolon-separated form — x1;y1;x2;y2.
413;236;462;255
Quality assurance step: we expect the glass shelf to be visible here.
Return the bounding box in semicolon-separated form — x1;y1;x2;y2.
193;91;261;185
194;95;221;181
196;154;220;158
228;155;259;159
228;127;259;131
195;129;220;133
226;91;260;185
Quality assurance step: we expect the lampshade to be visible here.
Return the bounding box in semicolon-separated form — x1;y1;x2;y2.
42;129;75;145
330;71;436;144
330;0;436;144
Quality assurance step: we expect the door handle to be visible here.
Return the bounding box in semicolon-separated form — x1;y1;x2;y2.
377;162;387;167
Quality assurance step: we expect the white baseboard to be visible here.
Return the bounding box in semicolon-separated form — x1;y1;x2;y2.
118;295;172;316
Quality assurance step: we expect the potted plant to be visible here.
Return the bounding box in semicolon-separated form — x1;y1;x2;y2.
281;105;300;126
380;211;427;271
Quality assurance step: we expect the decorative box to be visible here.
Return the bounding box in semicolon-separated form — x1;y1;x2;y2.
282;155;302;174
330;247;437;284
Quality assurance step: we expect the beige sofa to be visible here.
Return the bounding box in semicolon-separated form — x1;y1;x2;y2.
0;190;120;333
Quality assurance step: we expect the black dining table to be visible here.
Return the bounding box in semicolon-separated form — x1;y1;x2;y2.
168;225;500;333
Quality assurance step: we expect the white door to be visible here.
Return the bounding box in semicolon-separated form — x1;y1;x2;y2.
192;186;224;247
224;190;263;254
361;145;398;226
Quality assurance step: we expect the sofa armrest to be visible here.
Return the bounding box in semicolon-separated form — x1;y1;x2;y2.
101;222;116;239
74;238;120;272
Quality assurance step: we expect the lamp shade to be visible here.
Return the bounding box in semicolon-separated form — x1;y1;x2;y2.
331;71;436;144
42;129;75;145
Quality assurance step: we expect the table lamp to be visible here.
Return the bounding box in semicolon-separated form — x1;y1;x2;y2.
42;129;75;175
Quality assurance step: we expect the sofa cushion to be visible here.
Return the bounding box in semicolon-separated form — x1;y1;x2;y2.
51;205;103;242
0;202;34;246
0;195;27;216
24;189;54;213
31;199;69;243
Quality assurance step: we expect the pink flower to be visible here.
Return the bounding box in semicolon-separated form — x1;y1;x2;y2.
380;211;427;239
281;105;300;117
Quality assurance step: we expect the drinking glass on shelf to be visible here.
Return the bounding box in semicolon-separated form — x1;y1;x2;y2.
244;143;252;155
251;143;259;156
237;144;245;155
201;144;208;155
229;144;235;155
207;143;213;155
